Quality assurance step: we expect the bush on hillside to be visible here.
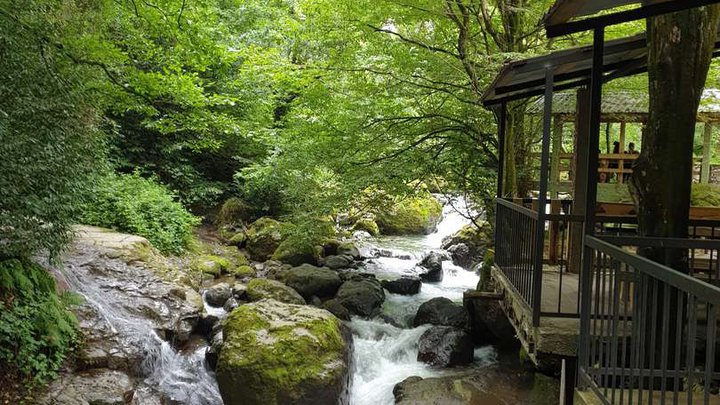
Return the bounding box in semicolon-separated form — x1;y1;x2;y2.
0;259;80;384
81;173;200;254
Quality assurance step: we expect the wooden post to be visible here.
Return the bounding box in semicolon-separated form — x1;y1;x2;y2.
549;199;561;264
702;122;713;184
550;118;564;199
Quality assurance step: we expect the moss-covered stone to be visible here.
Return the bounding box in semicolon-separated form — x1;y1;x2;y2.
230;265;256;279
271;238;320;267
375;194;443;235
217;299;351;405
246;278;306;305
216;197;249;227
192;255;231;277
245;217;292;261
227;232;247;248
351;218;380;236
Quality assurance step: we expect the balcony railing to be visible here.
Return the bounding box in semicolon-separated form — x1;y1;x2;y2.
578;235;720;404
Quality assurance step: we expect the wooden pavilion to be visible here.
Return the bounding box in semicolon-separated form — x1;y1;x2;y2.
476;1;720;404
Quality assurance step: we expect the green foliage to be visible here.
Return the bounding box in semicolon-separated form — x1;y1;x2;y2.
692;184;720;207
81;173;200;254
0;0;104;259
0;259;79;384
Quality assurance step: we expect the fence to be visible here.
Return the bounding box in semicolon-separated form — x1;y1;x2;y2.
579;235;720;404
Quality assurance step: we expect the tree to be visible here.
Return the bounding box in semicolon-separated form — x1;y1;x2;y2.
0;0;103;260
631;5;720;268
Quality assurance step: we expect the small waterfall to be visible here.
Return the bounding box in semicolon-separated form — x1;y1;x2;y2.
60;254;223;404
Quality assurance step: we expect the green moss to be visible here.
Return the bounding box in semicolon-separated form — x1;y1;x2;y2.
216;197;249;227
245;217;292;261
217;300;347;404
271;238;319;266
375;194;443;235
246;279;305;304
228;232;247;247
351;218;380;236
692;184;720;207
192;255;230;277
230;265;257;279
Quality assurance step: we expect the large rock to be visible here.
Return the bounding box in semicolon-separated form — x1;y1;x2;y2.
447;243;472;269
417;251;444;282
335;275;385;317
381;276;421;295
271;238;319;267
392;369;561;405
413;297;470;330
466;299;517;347
441;223;492;268
417;326;474;367
375;194;443;235
205;283;232;307
337;243;361;260
38;369;134;405
274;264;343;300
216;299;352;405
323;255;353;270
246;278;306;305
245;217;290;261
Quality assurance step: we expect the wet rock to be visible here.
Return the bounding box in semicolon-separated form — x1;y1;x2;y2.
197;312;221;337
417;326;474;367
441;223;493;268
274;264;343;300
223;297;240;312
417;251;444;282
337;242;361;259
323;298;351;321
205;283;232;307
216;299;352;405
381;276;421;295
447;243;472;269
38;369;134;405
205;331;223;371
232;283;248;300
466;299;517;347
413;297;470;330
246;278;306;305
324;255;353;270
335;274;385;317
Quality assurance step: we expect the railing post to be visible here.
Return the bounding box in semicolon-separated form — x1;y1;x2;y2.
579;26;605;380
532;68;554;326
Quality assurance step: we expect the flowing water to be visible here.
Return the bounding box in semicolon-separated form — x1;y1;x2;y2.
348;196;493;405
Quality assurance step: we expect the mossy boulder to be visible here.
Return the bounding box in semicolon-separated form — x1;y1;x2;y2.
274;264;343;300
227;232;247;248
216;197;250;227
271;238;320;267
246;278;305;305
375;195;443;235
351;218;380;236
216;299;352;405
245;217;291;261
441;222;492;268
192;255;231;277
335;275;385;317
229;265;256;279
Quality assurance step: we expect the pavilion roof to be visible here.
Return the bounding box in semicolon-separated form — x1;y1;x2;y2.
526;90;720;122
481;30;720;107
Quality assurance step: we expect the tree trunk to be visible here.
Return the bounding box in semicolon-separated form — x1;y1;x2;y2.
630;6;720;269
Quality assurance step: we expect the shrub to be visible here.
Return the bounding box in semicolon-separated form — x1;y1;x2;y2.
0;259;79;384
81;173;200;254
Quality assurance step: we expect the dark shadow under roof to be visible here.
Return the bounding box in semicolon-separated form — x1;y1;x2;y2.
481;30;720;107
544;0;668;27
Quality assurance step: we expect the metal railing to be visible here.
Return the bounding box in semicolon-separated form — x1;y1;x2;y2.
495;198;585;323
495;198;540;318
579;235;720;404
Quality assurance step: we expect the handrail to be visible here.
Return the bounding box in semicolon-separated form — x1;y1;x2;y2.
600;235;720;250
496;198;539;220
585;235;720;304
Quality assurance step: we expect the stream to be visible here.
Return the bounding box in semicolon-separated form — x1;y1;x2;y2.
348;196;492;405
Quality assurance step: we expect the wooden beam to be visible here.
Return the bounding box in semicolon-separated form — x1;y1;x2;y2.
618;121;627;183
702;123;713;184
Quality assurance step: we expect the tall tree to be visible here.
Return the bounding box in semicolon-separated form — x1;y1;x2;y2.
631;5;720;268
